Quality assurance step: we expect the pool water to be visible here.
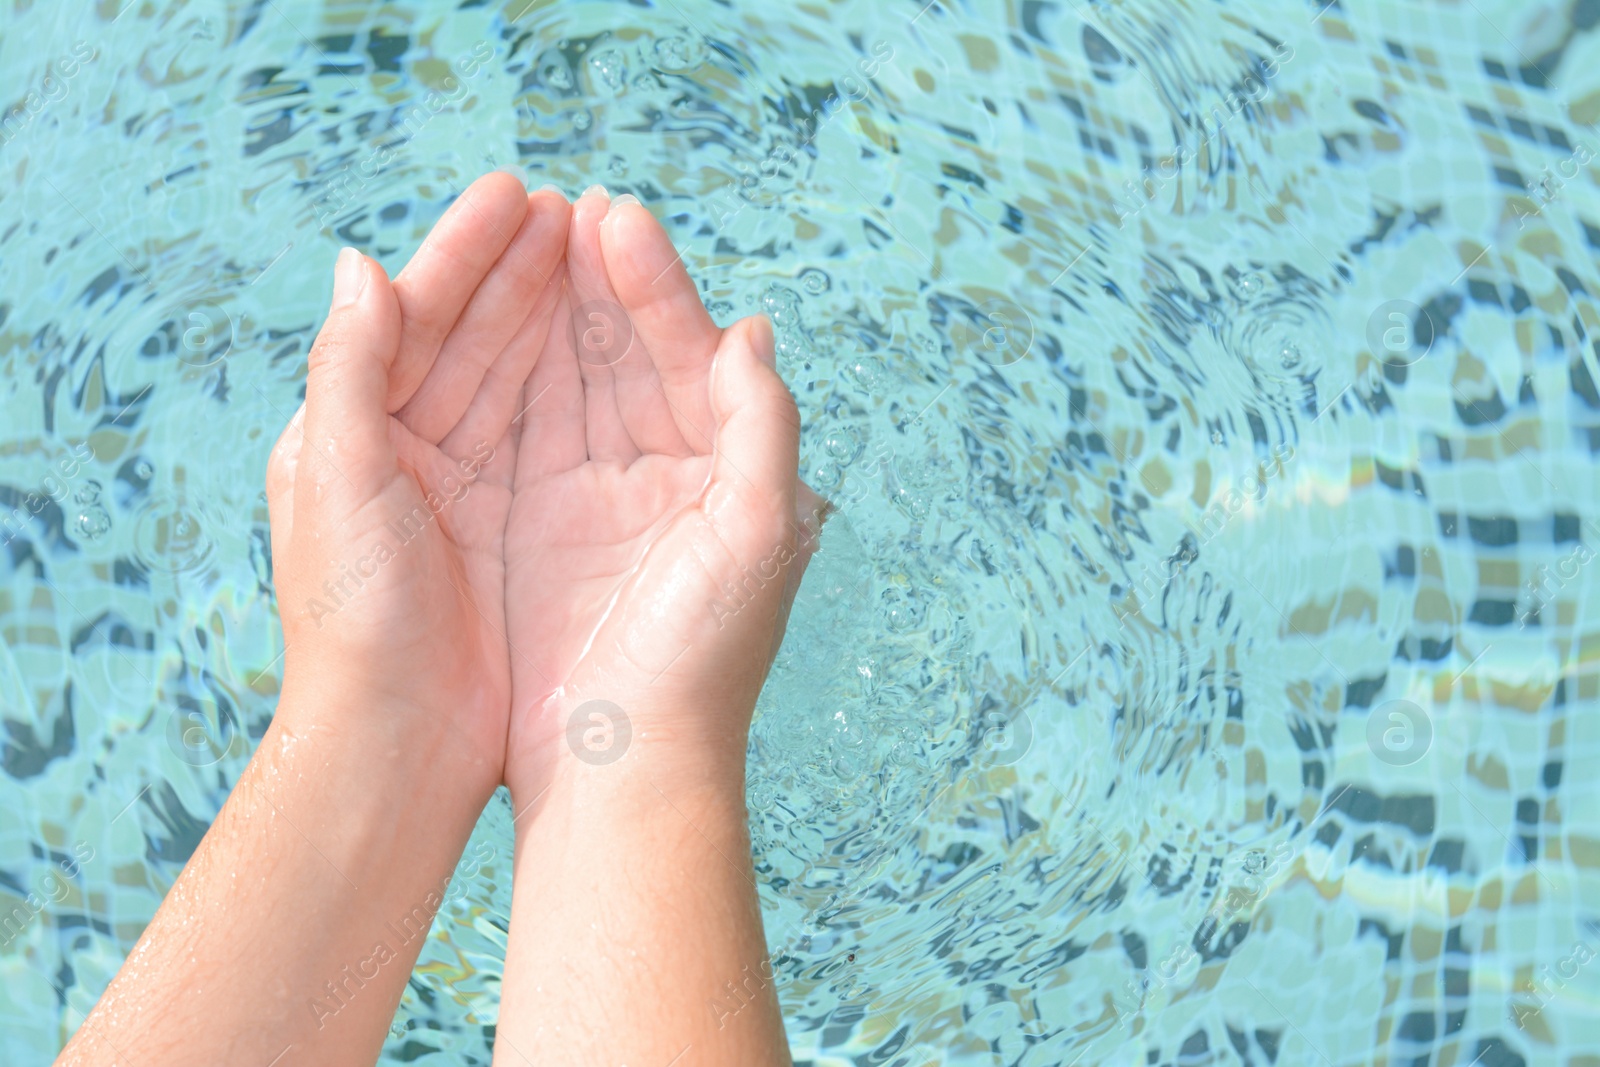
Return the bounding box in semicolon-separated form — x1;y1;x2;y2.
3;0;1599;1063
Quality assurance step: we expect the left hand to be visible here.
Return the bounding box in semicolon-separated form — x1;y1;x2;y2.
500;188;824;801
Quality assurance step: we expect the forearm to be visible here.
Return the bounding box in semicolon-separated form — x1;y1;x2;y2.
58;680;495;1067
495;729;790;1067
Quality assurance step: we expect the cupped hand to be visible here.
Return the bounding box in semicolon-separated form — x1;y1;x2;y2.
266;172;569;799
501;188;823;799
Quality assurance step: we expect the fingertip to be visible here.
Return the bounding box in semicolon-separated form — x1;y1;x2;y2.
331;247;366;309
527;186;574;244
481;167;533;202
751;313;775;366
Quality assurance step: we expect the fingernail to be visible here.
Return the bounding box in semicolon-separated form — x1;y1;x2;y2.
538;182;566;197
753;314;776;367
582;183;610;199
495;163;530;187
332;247;366;309
601;193;640;227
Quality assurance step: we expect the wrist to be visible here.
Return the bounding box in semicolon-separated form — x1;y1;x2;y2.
271;672;501;812
509;689;751;814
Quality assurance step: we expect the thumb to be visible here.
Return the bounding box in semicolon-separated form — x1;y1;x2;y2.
300;248;401;495
704;315;800;565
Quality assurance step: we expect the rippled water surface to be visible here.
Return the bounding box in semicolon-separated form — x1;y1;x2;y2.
4;0;1600;1063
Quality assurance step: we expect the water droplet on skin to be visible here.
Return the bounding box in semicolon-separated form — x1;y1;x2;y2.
134;460;154;480
74;480;101;505
1278;342;1303;371
571;110;592;131
1237;272;1264;297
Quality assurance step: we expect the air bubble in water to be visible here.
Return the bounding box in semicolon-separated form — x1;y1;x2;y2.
588;49;628;91
883;588;927;632
846;357;886;391
653;34;707;74
824;426;863;463
76;506;111;540
541;55;574;91
761;285;802;327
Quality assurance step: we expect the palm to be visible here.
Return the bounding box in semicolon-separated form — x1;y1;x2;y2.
501;191;802;795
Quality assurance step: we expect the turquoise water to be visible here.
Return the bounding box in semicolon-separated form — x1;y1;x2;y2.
3;0;1599;1063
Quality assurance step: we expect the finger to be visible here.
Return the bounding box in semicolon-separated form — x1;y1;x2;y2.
389;417;498;550
398;188;570;445
567;188;653;462
515;286;589;483
701;314;799;562
388;171;530;412
580;198;691;457
299;249;402;499
598;198;721;453
441;259;567;465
